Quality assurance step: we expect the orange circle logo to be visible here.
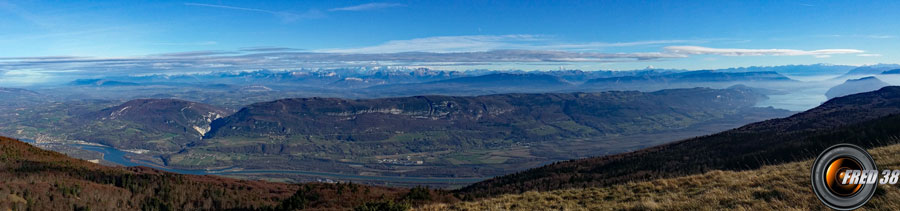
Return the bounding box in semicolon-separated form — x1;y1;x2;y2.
811;144;877;210
824;157;862;196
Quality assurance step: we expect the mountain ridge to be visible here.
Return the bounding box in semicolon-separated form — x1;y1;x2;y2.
579;71;795;92
71;99;231;151
362;73;576;96
458;86;900;198
166;87;794;180
883;69;900;74
842;64;900;76
825;76;890;99
205;87;774;145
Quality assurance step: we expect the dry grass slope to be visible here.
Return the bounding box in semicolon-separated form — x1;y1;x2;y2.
0;136;298;210
424;143;900;210
0;136;458;210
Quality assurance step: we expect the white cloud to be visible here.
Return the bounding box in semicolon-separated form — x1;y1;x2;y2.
152;41;218;46
541;40;696;50
858;54;883;57
0;49;685;78
0;69;57;85
818;34;896;39
329;3;406;12
663;46;864;56
321;35;545;53
0;35;873;82
240;47;303;52
321;35;696;53
867;35;896;39
184;2;324;22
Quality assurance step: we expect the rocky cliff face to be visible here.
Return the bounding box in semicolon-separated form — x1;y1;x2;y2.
73;99;230;150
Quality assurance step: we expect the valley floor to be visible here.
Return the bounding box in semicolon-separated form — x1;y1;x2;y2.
422;143;900;210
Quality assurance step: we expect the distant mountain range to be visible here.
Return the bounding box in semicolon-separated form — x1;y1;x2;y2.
826;76;890;99
581;70;794;91
63;64;863;89
31;68;804;114
715;63;856;76
55;67;805;99
842;64;900;76
94;68;470;87
883;69;900;74
458;86;900;198
0;87;39;95
364;70;797;98
25;64;885;113
69;79;140;87
363;73;576;97
0;87;45;107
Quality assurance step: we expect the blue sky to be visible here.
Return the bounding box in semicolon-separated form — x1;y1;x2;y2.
1;0;900;84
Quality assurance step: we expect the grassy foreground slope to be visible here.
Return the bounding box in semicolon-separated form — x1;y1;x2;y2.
0;136;297;210
426;142;900;210
0;136;457;210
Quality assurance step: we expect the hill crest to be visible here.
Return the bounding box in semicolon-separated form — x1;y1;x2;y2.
458;86;900;198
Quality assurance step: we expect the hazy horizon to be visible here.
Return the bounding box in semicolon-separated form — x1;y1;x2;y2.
2;0;900;85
